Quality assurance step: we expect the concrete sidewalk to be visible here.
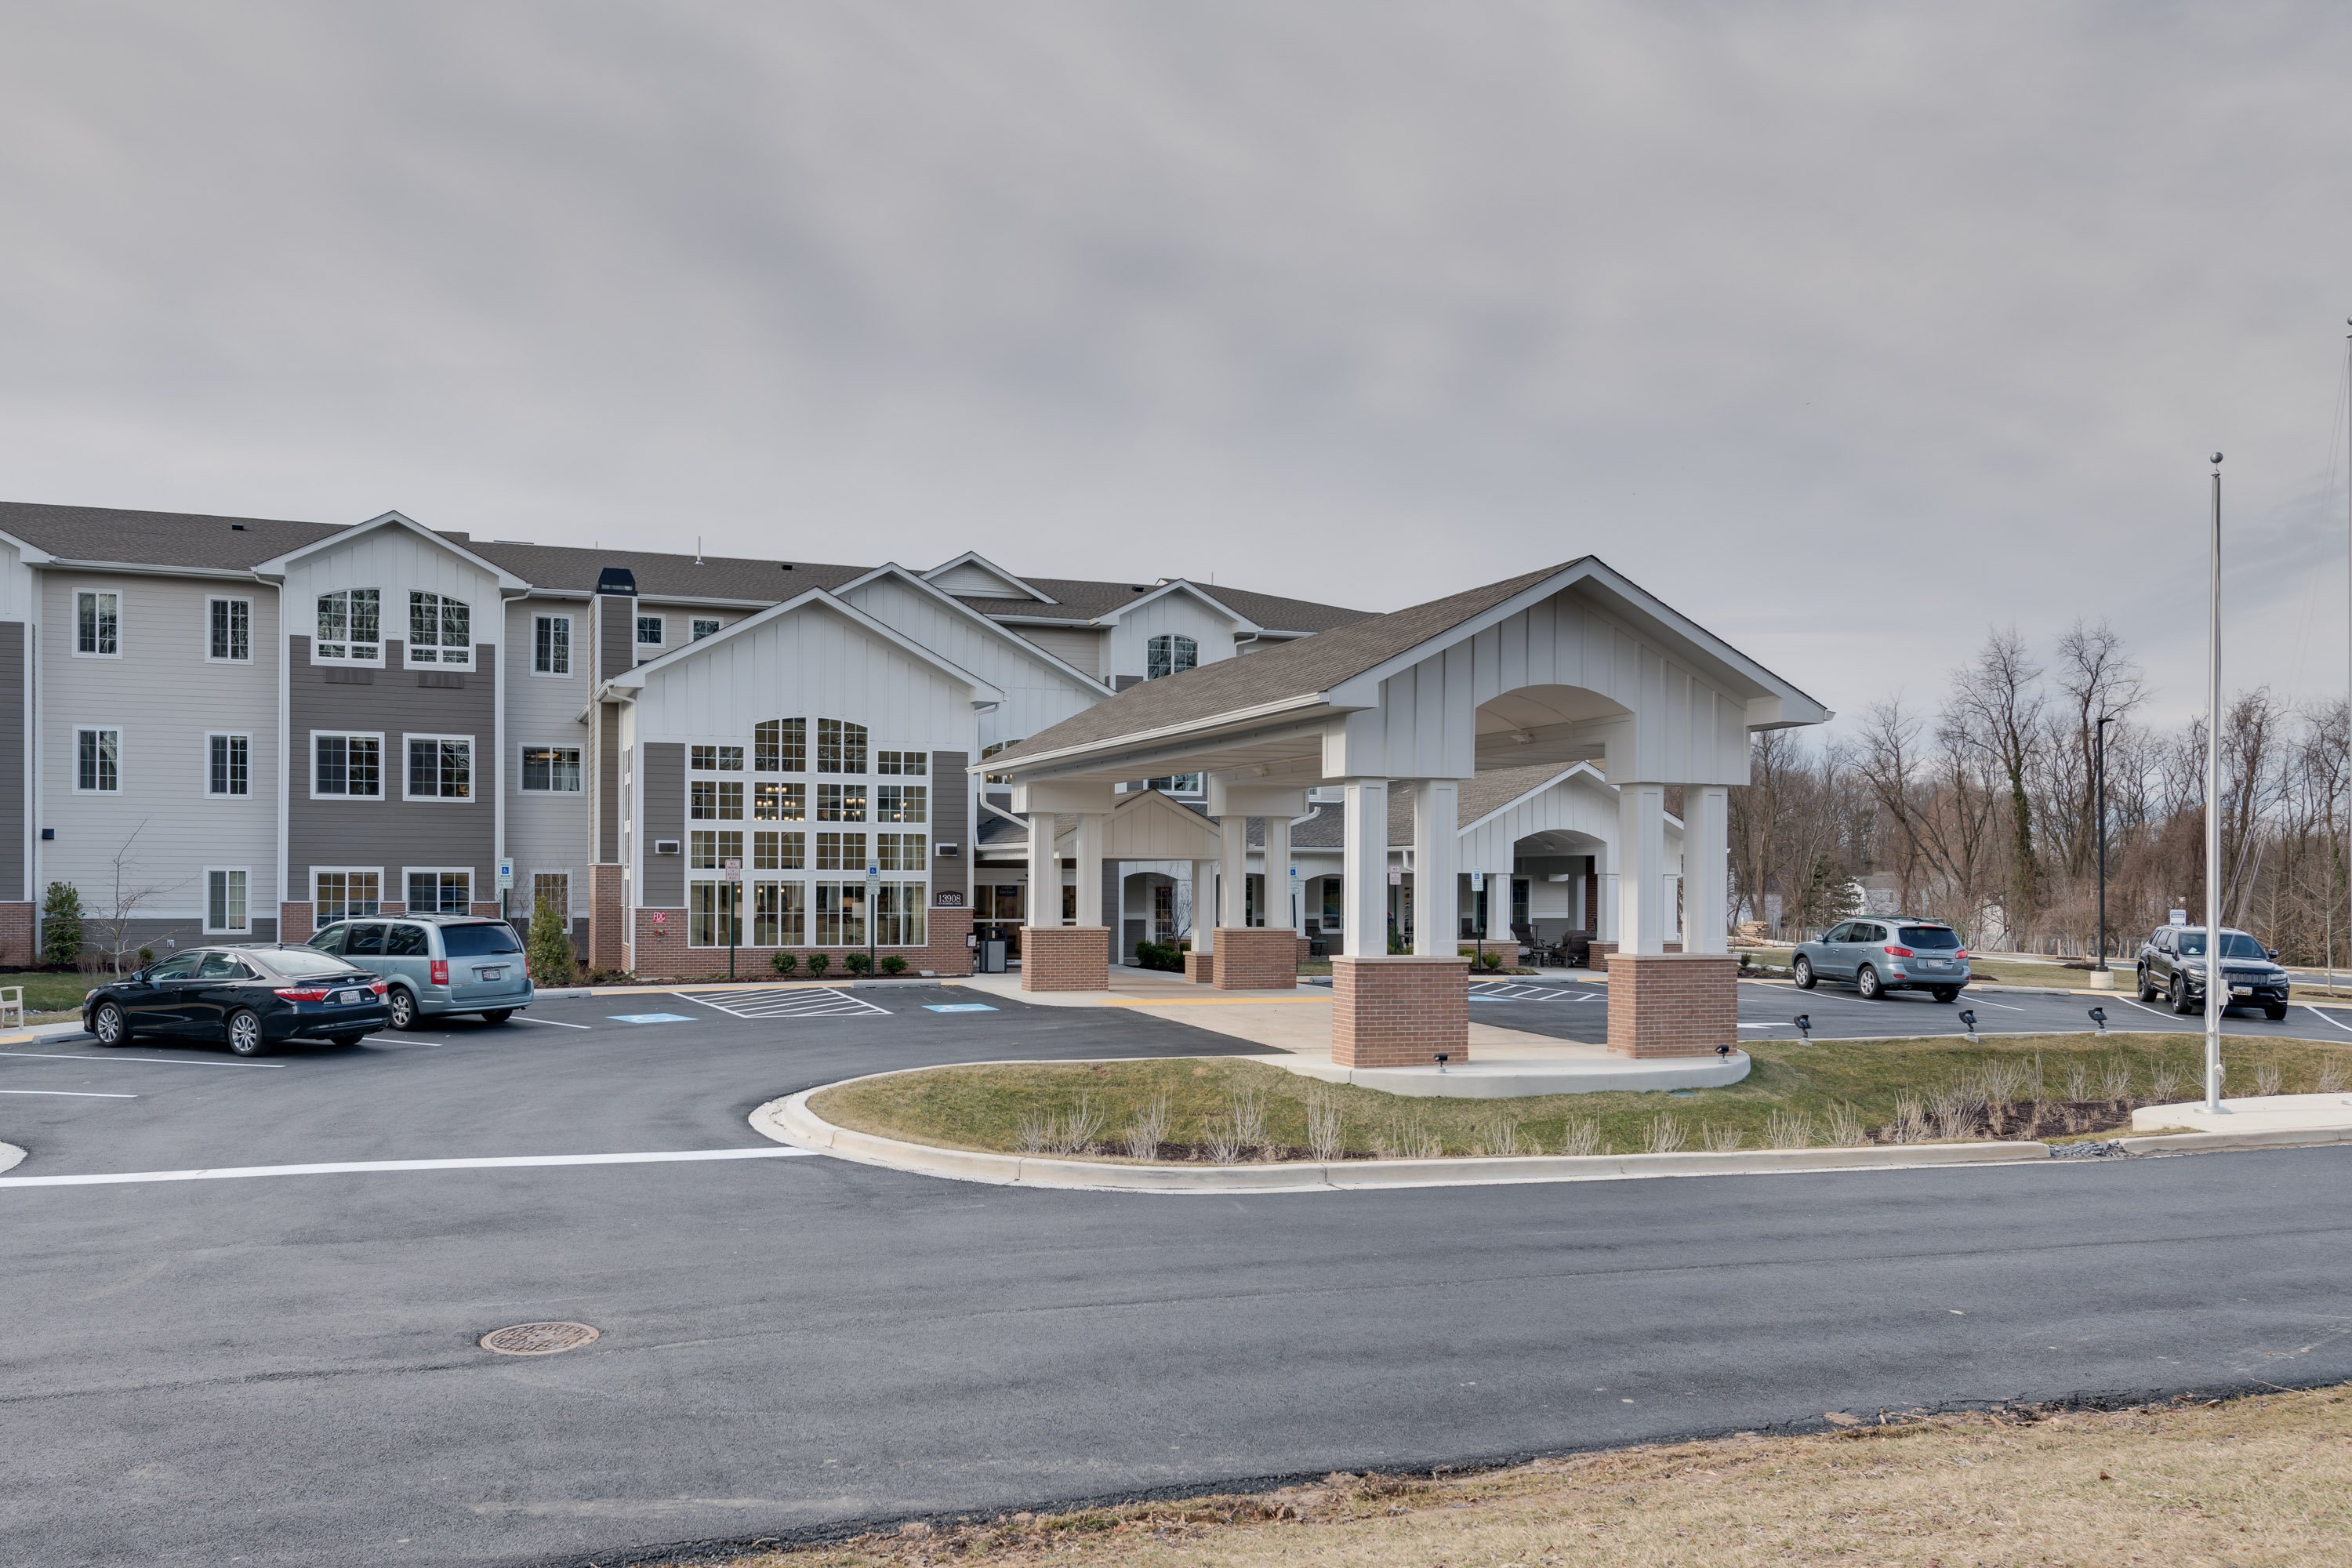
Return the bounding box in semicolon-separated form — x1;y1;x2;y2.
954;968;1748;1098
2131;1092;2352;1136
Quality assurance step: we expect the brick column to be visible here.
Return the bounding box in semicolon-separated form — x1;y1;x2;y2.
278;902;315;946
1211;926;1298;989
588;865;627;974
0;901;34;966
1183;950;1214;983
1022;924;1109;992
1603;951;1737;1058
1330;954;1469;1068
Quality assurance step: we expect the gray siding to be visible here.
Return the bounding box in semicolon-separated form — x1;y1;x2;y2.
0;623;23;901
639;742;685;906
597;706;621;860
597;593;634;681
930;750;967;895
287;635;497;906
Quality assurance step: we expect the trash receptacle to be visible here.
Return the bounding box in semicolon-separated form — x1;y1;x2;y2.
978;938;1008;974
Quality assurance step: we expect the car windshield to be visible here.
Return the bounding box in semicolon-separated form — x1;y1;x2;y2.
260;949;362;978
440;923;523;957
2174;931;2268;960
1897;926;1961;949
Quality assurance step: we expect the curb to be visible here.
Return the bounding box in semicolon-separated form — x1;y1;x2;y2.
748;1065;2057;1195
2118;1126;2352;1156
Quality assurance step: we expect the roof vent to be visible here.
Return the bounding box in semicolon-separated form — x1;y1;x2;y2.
1131;584;1147;593
595;566;637;597
230;523;245;531
779;562;794;571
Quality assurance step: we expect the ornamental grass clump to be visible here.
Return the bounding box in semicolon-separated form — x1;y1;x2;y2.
1123;1094;1171;1161
1304;1087;1346;1162
1765;1109;1813;1150
1643;1114;1686;1155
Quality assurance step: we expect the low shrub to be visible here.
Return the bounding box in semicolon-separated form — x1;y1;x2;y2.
878;954;909;976
769;949;798;976
844;951;873;975
805;952;831;978
1134;940;1185;972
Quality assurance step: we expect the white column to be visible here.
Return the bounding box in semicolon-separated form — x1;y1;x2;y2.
1681;785;1729;954
1412;780;1460;956
1025;811;1059;927
1594;845;1618;943
1073;812;1106;927
1341;782;1389;958
1263;814;1295;934
1617;782;1668;954
1189;858;1216;953
1218;815;1249;927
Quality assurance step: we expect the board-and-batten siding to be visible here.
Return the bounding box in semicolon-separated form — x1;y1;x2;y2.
1105;592;1239;682
281;526;503;647
926;562;1035;598
1008;624;1104;681
838;576;1103;750
504;597;590;916
38;573;281;928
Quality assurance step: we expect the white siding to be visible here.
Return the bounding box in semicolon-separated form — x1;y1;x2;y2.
927;561;1036;598
1012;624;1105;680
1105;592;1239;682
281;523;503;669
839;576;1103;750
38;572;280;927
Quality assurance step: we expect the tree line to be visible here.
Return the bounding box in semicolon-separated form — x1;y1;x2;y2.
1729;622;2352;966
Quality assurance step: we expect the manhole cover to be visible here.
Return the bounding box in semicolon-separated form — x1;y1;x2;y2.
480;1320;600;1356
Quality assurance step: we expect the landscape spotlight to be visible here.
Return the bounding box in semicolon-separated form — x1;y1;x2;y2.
2089;1007;2108;1034
1715;1041;1731;1058
1794;1014;1812;1040
1434;1052;1450;1073
1959;1008;1980;1044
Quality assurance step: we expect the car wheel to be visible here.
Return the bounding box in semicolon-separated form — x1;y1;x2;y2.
224;1008;268;1057
1793;956;1817;990
2170;974;2194;1015
325;1033;368;1047
481;1009;514;1025
2136;966;2157;1004
1932;986;1959;1004
2265;1003;2288;1022
1857;964;1882;1000
387;987;419;1030
90;1001;129;1047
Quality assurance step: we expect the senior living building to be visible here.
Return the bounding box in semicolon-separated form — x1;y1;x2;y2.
0;501;1729;977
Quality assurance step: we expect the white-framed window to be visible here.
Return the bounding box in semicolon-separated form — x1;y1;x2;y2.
690;744;745;771
753;880;806;946
816;782;866;822
206;732;252;798
815;882;866;946
74;590;121;658
406;591;472;667
691;617;721;641
876;784;926;823
314;868;383;921
314;589;382;662
815;830;866;872
877;832;927;871
876;750;927;776
520;745;581;792
1147;772;1205;794
204;868;251;935
1146;634;1198;680
312;732;384;798
688;829;745;869
690;779;745;819
405;735;474;800
530;871;571;917
405;868;473;915
74;726;121;793
688;881;742;947
532;614;572;676
207;597;251;662
753;781;805;821
874;882;927;946
753;829;805;870
815;717;867;774
636;614;664;648
755;718;806;771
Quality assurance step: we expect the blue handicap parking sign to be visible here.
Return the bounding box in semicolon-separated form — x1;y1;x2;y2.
923;1003;998;1013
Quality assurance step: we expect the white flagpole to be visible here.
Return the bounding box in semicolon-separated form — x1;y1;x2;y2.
2206;452;2225;1112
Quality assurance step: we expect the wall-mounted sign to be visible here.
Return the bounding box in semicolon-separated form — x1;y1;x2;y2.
650;910;668;928
1388;867;1402;886
934;890;967;908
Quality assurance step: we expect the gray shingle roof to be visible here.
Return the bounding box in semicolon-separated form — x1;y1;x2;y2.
968;577;1369;636
0;502;337;570
985;563;1573;768
465;539;869;600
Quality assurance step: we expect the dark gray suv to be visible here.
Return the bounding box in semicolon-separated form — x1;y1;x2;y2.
2136;924;2288;1020
1792;918;1971;1003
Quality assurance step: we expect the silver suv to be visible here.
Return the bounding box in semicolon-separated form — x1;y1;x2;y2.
307;915;534;1029
1792;918;1971;1003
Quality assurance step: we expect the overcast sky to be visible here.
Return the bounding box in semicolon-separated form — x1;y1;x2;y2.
4;2;2350;726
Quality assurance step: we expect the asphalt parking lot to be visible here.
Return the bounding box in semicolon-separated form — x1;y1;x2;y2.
1468;974;2352;1045
7;981;2352;1568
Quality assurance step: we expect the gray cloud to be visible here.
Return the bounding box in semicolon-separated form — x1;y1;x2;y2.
3;2;2350;721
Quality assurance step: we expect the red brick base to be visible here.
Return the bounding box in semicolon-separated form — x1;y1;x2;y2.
1184;951;1214;984
1603;951;1737;1058
1331;955;1470;1069
1021;924;1109;992
624;905;975;982
0;901;32;967
1211;927;1298;990
589;865;626;974
1588;941;1616;966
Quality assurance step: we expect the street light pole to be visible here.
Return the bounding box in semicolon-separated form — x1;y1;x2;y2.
2095;713;2115;976
2205;452;2225;1114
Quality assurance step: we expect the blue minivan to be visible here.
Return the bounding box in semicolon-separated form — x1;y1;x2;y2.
308;914;534;1029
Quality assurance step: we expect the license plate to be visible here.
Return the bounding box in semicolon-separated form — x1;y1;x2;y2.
2230;985;2252;996
336;989;361;1004
1918;960;1948;970
478;967;503;982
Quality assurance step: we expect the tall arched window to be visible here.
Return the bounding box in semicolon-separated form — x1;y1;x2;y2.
1146;634;1197;681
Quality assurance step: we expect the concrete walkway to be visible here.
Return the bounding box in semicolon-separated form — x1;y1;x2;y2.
956;967;1749;1098
2131;1092;2352;1136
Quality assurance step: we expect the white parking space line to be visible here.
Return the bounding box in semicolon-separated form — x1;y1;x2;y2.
674;987;890;1020
0;1088;137;1098
1468;983;1599;1003
0;1145;818;1189
511;1015;593;1029
2116;996;2183;1022
2303;1005;2352;1035
0;1050;282;1069
1968;998;2028;1011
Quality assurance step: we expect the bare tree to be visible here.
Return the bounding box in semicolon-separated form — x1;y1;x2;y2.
85;820;186;974
1947;627;2047;933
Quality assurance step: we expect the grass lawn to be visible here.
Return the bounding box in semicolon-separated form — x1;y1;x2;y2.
679;1384;2352;1567
0;969;101;1023
808;1031;2352;1160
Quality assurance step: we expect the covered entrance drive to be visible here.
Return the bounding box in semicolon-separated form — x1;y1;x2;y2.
980;559;1828;1067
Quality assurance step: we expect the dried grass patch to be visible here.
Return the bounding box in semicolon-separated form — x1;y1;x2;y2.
680;1385;2352;1568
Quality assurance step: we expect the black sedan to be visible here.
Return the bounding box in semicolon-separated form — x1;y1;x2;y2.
84;946;392;1056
